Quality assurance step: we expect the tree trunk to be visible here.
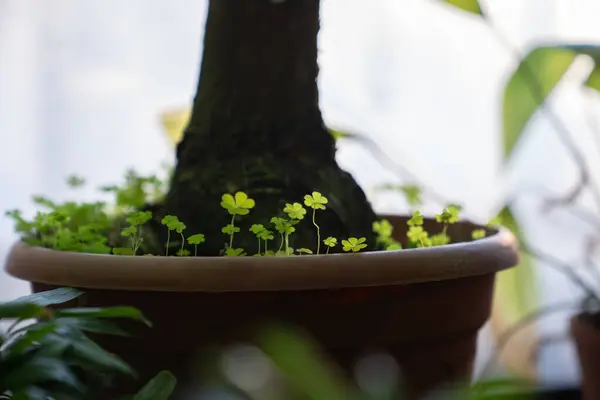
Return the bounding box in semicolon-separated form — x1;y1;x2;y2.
152;0;377;256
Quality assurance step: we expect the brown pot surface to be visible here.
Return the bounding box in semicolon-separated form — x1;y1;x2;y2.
571;313;600;400
4;215;519;399
5;215;518;292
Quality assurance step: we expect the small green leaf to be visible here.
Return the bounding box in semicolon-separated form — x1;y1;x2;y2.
283;203;307;220
0;302;46;320
54;307;151;327
221;224;240;235
341;237;367;252
66;175;86;188
303;192;328;210
323;237;337;248
220;192;255;215
6;288;83;307
471;229;487;239
296;248;313;255
112;247;135;256
440;0;482;15
407;211;424;227
187;233;205;245
328;129;349;142
133;371;177;400
225;248;246;257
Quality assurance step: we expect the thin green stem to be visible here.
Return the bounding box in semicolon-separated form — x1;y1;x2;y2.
264;239;268;254
326;246;330;255
285;233;290;255
312;209;321;255
229;215;236;249
278;233;284;253
257;238;261;255
194;244;198;257
180;232;185;255
165;230;171;256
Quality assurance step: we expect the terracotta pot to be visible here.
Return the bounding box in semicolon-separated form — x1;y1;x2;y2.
5;215;518;399
571;313;600;400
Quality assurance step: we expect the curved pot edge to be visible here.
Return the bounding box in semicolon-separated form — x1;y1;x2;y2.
4;215;520;292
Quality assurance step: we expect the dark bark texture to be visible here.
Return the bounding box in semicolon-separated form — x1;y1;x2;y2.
149;0;377;255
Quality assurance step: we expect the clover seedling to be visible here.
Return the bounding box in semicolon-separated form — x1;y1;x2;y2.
187;233;205;256
226;248;246;257
283;203;306;220
433;204;461;245
323;237;338;254
271;217;297;255
373;219;402;250
221;191;255;251
297;248;313;255
407;226;430;248
342;237;367;253
121;211;152;254
161;215;186;256
472;229;486;240
304;191;328;254
250;224;269;255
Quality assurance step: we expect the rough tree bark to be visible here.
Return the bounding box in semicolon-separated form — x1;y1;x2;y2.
149;0;377;255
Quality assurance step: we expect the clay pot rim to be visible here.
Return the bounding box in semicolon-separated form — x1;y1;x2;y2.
4;214;519;292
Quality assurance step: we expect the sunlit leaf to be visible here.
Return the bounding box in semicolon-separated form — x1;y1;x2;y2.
490;206;540;378
585;65;600;92
440;0;482;15
503;44;600;160
161;109;190;146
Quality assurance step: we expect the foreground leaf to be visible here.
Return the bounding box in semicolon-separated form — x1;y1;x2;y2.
54;307;151;327
257;325;354;400
133;371;177;400
1;357;83;393
7;287;83;307
0;302;45;320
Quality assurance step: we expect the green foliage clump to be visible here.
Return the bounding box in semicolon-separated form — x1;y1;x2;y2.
0;287;175;400
5;169;494;259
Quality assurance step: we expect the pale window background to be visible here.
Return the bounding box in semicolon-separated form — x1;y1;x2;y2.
2;0;600;386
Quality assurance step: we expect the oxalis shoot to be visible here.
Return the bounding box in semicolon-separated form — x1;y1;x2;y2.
5;170;493;259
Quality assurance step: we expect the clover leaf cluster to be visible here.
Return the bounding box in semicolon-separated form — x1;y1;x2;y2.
5;169;493;258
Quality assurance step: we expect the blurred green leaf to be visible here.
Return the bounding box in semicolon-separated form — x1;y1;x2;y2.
1;357;83;393
133;371;176;400
4;323;58;355
493;206;539;332
503;44;600;160
585;65;600;91
503;47;575;160
0;302;45;320
66;333;135;376
327;129;348;142
57;317;131;337
441;0;482;15
257;325;354;400
55;307;151;327
7;288;83;307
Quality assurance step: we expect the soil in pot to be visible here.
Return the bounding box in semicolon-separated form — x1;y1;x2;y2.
5;216;519;399
571;312;600;400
